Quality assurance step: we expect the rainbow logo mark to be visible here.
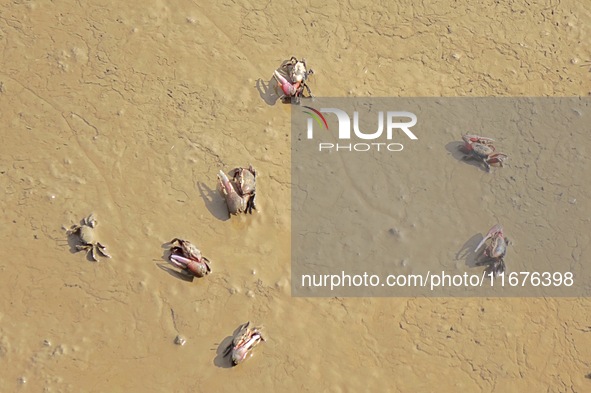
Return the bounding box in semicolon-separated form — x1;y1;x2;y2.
302;106;329;130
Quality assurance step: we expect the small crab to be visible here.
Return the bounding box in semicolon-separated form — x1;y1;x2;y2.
475;224;509;277
274;56;314;104
224;321;266;366
66;213;111;261
460;134;508;172
217;169;254;215
230;165;256;214
168;238;211;278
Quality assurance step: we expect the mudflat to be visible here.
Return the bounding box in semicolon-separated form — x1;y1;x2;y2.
1;1;590;392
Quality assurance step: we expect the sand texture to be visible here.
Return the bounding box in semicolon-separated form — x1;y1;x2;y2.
1;0;591;392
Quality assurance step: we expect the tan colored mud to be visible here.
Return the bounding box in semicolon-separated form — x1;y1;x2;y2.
1;1;590;392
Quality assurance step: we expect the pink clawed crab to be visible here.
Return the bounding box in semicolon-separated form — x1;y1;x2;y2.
274;56;314;104
460;134;508;172
224;321;266;366
217;165;257;215
231;165;256;209
474;224;509;277
168;238;211;278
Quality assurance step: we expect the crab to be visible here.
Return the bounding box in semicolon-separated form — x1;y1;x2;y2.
168;238;211;278
460;134;508;172
217;168;256;215
474;224;509;277
230;165;256;213
224;321;266;366
66;213;111;261
274;56;314;104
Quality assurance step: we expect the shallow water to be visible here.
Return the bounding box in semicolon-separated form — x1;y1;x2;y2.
1;1;591;392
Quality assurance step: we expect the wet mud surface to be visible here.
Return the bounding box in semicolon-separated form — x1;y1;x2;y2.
1;1;591;392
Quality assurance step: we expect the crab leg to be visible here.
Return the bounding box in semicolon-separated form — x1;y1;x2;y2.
97;242;112;258
487;153;508;166
246;194;256;214
474;224;503;252
481;158;491;172
90;246;99;262
282;56;298;68
302;82;314;98
491;259;506;277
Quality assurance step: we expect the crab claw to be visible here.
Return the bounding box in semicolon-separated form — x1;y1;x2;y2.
462;134;495;144
231;334;264;365
274;70;299;96
487;153;508;167
169;254;211;277
218;170;234;195
475;224;503;252
169;254;193;269
218;170;248;215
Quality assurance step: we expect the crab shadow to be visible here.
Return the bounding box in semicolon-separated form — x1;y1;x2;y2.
213;323;247;368
445;141;486;172
456;233;485;269
478;260;504;278
256;75;281;106
197;181;231;221
65;229;81;254
156;242;194;282
457;232;500;277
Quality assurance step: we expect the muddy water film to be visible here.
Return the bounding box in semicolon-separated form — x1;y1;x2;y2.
1;1;591;392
